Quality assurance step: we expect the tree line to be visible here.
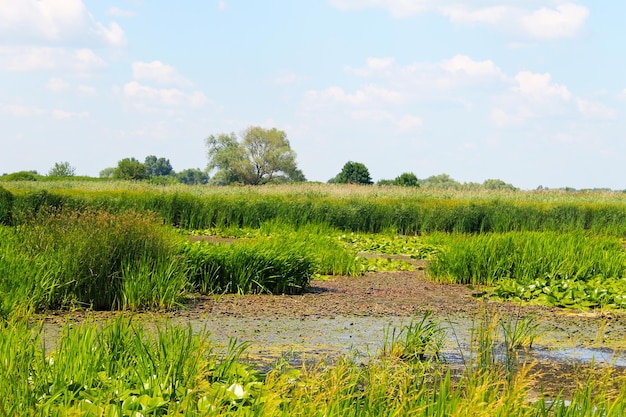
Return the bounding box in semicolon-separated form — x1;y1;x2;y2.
1;125;518;190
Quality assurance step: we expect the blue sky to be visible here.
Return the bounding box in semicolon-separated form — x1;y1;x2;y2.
1;0;625;189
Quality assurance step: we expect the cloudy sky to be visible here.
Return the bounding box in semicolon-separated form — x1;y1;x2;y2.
1;0;624;189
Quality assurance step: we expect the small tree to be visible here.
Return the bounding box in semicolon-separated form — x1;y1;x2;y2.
421;174;460;189
48;161;76;177
112;158;147;180
394;172;419;187
145;155;173;177
483;179;518;191
206;126;304;185
99;167;115;178
177;168;209;185
329;161;373;185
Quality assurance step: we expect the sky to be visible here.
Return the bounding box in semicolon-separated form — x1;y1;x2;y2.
1;0;625;190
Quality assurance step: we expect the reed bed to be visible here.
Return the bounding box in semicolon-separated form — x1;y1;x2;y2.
4;183;626;235
1;210;359;315
0;208;188;314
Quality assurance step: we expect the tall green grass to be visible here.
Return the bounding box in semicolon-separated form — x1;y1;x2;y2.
183;240;314;295
428;231;626;308
429;231;626;285
6;184;626;235
0;209;188;312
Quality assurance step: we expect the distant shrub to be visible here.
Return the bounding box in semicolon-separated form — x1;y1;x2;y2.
0;171;40;181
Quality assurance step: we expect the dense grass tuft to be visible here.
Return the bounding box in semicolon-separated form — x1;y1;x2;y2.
1;208;187;312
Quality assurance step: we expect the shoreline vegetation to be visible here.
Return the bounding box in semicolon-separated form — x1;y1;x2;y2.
2;180;626;414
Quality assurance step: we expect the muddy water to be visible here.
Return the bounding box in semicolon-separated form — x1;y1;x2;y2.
40;311;626;370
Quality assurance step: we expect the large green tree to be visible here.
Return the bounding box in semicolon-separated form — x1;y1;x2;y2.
48;161;76;177
329;161;373;185
206;126;304;185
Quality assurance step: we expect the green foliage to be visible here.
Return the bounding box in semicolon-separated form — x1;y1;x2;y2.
428;231;626;309
382;312;445;362
6;184;626;235
483;178;518;191
145;155;173;177
12;190;68;220
1;209;185;311
0;186;13;225
0;170;41;181
206;126;303;185
329;161;373;184
394;172;420;187
113;157;148;180
337;232;441;259
182;239;314;295
420;173;460;189
429;231;626;286
48;161;76;177
494;274;626;309
176;168;209;185
99;167;115;178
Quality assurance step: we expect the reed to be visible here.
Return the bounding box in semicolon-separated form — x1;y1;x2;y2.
182;238;314;295
5;183;626;235
428;231;626;285
1;208;186;312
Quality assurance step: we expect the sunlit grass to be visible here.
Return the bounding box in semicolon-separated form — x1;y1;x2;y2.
4;181;626;234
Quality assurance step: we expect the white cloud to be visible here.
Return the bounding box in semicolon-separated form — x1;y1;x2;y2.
445;3;589;40
347;57;395;77
521;3;589;39
0;46;106;71
491;107;525;128
575;99;617;119
132;61;193;87
441;5;513;25
218;0;227;11
441;54;505;79
123;81;208;107
514;71;571;101
46;77;70;92
0;0;126;47
330;1;589;40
